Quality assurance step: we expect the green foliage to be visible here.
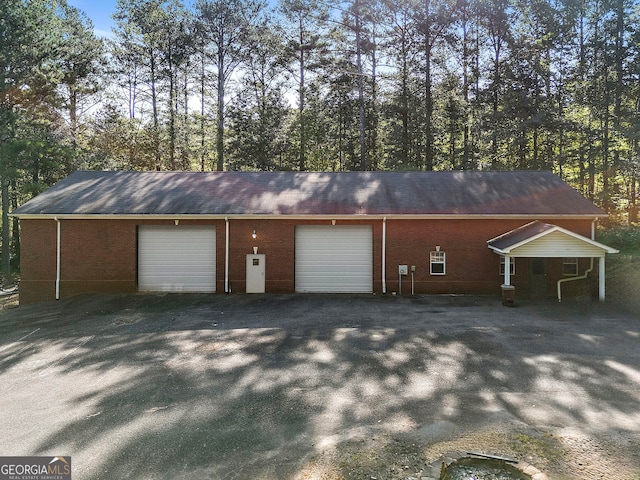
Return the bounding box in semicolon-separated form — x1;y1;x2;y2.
0;0;68;273
69;0;639;221
599;225;640;256
57;2;106;155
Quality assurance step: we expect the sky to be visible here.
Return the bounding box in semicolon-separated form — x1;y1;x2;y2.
68;0;281;38
68;0;118;37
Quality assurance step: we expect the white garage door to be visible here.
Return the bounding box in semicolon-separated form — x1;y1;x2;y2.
295;225;373;293
138;225;216;292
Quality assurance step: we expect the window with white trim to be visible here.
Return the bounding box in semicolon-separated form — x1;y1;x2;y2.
499;256;516;275
563;257;578;276
430;250;446;275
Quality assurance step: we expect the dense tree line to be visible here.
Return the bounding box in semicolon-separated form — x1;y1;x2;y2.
1;0;639;273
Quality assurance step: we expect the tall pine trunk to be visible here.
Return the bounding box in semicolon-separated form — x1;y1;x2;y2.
69;87;78;151
298;18;306;172
168;54;177;171
355;0;366;171
462;13;471;169
613;0;624;179
423;0;433;171
1;178;10;275
150;51;161;171
200;54;207;172
491;43;500;169
216;39;225;172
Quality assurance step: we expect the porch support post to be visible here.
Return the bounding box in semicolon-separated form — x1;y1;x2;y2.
225;216;230;293
503;256;511;286
599;255;605;302
382;217;387;294
501;255;515;306
55;217;61;300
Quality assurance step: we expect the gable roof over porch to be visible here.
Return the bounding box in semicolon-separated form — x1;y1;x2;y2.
487;221;619;257
488;221;618;302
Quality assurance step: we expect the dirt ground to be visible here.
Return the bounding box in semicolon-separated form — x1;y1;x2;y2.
298;421;640;479
0;293;639;480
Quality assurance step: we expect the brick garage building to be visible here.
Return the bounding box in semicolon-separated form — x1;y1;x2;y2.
11;170;617;304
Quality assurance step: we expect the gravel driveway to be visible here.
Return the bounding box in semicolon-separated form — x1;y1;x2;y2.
0;293;639;479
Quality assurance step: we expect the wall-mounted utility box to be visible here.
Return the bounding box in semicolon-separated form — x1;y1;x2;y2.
398;264;408;275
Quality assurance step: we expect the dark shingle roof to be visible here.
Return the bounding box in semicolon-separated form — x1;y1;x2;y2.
12;170;606;217
487;221;557;251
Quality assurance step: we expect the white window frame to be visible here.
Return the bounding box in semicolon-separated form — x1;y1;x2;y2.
563;257;579;276
500;256;516;276
430;251;446;275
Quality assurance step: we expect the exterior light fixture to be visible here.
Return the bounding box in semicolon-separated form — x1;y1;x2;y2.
252;229;257;239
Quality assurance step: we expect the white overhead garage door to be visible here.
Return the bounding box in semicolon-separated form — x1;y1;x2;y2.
138;225;216;292
295;225;373;293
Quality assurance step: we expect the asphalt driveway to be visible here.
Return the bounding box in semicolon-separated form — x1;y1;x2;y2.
0;294;639;479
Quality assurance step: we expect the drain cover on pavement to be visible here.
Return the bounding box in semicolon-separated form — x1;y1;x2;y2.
440;457;531;480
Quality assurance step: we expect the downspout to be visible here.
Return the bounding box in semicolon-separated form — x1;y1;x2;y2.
557;257;594;302
54;217;61;300
382;217;387;294
225;217;230;293
557;217;599;301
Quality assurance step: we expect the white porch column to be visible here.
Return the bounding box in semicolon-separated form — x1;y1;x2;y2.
55;217;61;300
599;255;605;302
503;256;511;286
225;217;230;293
382;217;387;294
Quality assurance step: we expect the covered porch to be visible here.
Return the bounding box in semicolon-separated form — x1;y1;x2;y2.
488;221;619;303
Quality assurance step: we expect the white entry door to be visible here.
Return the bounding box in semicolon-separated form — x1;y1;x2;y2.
246;254;266;293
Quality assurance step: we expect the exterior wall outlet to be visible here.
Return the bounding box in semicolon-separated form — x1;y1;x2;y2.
398;265;408;275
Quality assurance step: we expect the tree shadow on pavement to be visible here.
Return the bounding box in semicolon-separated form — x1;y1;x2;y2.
0;294;639;479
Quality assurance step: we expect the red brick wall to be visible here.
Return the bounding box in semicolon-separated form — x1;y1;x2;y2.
59;219;138;297
223;219;381;293
387;218;508;295
19;220;58;303
18;216;597;303
224;219;296;293
383;218;596;296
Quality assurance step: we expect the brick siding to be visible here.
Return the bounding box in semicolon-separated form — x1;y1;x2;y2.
18;217;597;304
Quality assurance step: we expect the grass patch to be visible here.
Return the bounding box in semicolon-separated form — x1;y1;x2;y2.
513;432;564;463
307;437;430;480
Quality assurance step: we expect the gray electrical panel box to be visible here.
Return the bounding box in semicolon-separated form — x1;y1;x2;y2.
398;264;408;275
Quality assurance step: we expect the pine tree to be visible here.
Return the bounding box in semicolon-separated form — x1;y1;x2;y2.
0;0;62;274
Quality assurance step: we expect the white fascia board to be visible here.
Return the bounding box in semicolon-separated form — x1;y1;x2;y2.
10;213;606;221
488;245;509;255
